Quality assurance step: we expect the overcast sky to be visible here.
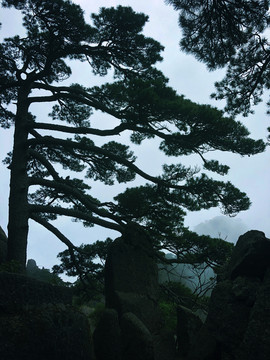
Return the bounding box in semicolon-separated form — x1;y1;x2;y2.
0;0;269;270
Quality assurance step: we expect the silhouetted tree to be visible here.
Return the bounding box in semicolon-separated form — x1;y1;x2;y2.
0;0;265;270
166;0;270;117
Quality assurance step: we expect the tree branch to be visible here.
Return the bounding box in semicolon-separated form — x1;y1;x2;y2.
29;204;124;233
30;82;125;119
28;149;61;181
33;122;130;136
28;176;124;224
27;136;186;190
30;214;88;284
30;214;77;250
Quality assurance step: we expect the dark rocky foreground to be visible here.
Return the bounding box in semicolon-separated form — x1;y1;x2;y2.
1;229;270;360
0;272;94;360
187;230;270;360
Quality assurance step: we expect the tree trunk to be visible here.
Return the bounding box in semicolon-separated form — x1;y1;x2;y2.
7;87;31;269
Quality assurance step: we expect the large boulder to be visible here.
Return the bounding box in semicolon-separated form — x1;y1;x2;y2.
105;226;159;300
93;309;155;360
188;230;270;360
110;291;162;333
226;230;270;280
120;312;155;360
176;305;203;357
237;268;270;360
0;226;7;265
101;225;178;359
105;225;162;333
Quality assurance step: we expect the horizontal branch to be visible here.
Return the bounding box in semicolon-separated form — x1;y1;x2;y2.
33;122;129;136
29;204;124;233
30;82;124;119
28;176;123;224
32;121;174;143
27;136;185;190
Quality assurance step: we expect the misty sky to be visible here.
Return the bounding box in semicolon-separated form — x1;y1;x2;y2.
0;0;269;270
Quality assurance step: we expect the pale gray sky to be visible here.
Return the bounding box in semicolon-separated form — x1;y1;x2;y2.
0;1;269;270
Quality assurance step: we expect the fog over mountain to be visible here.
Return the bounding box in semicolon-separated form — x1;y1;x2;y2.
193;216;249;244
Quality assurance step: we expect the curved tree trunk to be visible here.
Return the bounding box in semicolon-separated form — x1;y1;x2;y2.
7;87;30;269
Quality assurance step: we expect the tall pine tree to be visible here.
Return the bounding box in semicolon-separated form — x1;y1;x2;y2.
0;0;265;270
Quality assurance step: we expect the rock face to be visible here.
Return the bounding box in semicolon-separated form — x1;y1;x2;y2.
188;230;270;360
105;225;161;333
26;258;38;271
94;225;176;360
93;309;155;360
93;308;122;360
225;229;270;280
0;226;7;265
176;305;203;357
121;312;155;360
0;272;94;360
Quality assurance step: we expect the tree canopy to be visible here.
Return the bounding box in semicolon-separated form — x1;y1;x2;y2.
166;0;270;117
0;0;266;273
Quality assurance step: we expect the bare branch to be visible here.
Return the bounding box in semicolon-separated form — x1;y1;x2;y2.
30;214;77;249
30;214;88;284
33;122;129;136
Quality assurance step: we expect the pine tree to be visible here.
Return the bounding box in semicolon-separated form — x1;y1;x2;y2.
0;0;265;270
166;0;270;116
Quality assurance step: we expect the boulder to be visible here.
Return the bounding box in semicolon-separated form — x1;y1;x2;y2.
102;225;181;359
111;291;162;333
120;312;154;360
105;225;161;333
26;258;38;271
187;230;270;360
93;308;122;360
237;268;270;360
0;226;7;265
105;226;159;299
227;230;270;280
176;305;203;357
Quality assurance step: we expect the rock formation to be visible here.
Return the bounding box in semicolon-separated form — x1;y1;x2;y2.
121;312;155;360
0;226;7;265
94;225;176;360
26;258;38;271
187;230;270;360
93;308;122;360
104;225;162;333
176;305;203;357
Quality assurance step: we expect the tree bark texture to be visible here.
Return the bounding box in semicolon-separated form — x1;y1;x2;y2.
7;87;30;268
